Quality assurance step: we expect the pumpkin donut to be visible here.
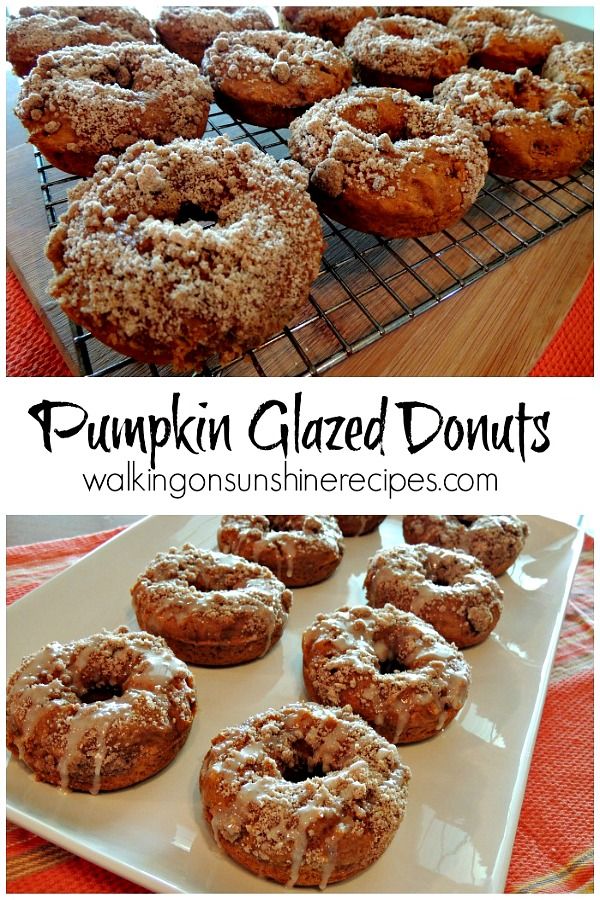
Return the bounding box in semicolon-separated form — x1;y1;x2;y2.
202;29;352;128
434;66;593;179
217;515;344;587
200;702;410;886
6;627;196;793
16;42;212;177
155;6;273;64
280;6;377;46
334;515;386;536
542;42;594;105
379;7;458;26
132;545;292;666
289;85;488;237
344;15;468;96
448;6;563;73
303;604;471;743
365;543;503;648
402;515;529;576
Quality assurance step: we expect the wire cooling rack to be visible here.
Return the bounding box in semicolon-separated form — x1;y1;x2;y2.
35;102;594;377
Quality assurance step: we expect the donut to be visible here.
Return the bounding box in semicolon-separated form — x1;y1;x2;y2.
217;516;344;587
448;7;563;73
18;6;154;40
6;10;153;77
279;6;377;46
200;702;410;886
437;66;593;180
202;29;353;128
155;6;274;64
6;627;196;793
365;543;503;648
288;86;488;237
16;42;212;177
45;137;323;370
344;15;468;96
402;515;529;576
303;605;471;743
334;515;386;536
379;7;458;26
131;546;292;666
542;42;594;105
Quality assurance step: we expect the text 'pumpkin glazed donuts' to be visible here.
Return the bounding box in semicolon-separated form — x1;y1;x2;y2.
155;6;273;63
6;627;196;793
16;42;212;177
365;543;503;648
200;702;410;887
45;137;323;370
289;86;488;237
279;6;377;46
132;545;292;666
402;515;529;576
202;29;352;128
218;515;344;586
303;605;471;744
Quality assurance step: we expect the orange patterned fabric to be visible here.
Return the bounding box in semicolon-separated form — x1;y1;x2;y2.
5;264;593;377
5;530;594;893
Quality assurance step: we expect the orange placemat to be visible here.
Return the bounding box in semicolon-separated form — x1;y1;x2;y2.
5;529;594;893
5;264;594;377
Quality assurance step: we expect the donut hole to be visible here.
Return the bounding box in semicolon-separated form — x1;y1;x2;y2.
429;574;451;587
279;759;327;782
173;202;219;229
454;516;479;527
340;104;411;144
378;657;408;675
79;684;124;704
267;515;322;535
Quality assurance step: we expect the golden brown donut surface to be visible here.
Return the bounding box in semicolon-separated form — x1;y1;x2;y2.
6;10;153;77
45;137;323;371
379;7;458;26
132;545;292;666
6;627;196;793
155;6;273;63
433;67;593;180
335;515;386;536
280;6;377;45
365;543;503;648
303;605;471;743
542;41;594;104
218;515;344;587
289;85;488;237
402;514;529;576
16;42;212;177
344;14;468;96
200;702;410;886
203;28;352;128
19;5;154;40
448;6;563;73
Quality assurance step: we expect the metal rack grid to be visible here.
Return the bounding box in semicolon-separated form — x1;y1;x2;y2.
35;102;594;377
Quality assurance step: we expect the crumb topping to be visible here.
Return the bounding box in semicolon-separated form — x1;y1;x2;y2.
18;5;154;40
448;6;563;55
542;41;594;101
155;6;274;61
345;15;468;79
280;6;377;44
45;136;322;370
201;702;410;887
289;86;488;203
380;7;457;26
433;68;592;137
219;516;343;566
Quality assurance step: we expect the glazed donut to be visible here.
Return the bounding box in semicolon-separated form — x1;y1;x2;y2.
334;515;386;536
6;11;153;77
365;543;503;648
200;702;410;886
18;6;154;40
344;15;468;96
379;7;458;26
435;66;593;180
303;605;470;743
543;42;594;105
217;516;344;587
155;6;273;64
402;515;529;576
289;86;488;237
16;42;212;177
45;137;323;371
202;29;352;128
280;6;377;46
6;627;196;793
448;7;563;73
132;546;292;666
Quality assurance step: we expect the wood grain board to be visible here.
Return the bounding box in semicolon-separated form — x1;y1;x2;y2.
6;142;593;378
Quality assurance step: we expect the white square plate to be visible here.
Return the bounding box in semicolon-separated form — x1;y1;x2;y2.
6;516;584;892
